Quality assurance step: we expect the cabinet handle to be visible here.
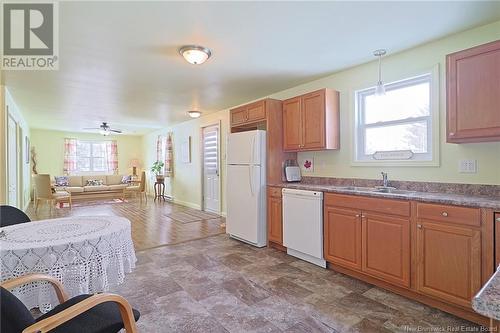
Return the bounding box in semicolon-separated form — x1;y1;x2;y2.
355;214;360;218
441;212;448;217
361;215;365;218
449;132;455;136
417;224;422;229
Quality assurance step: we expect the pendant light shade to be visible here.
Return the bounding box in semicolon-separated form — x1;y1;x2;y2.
373;49;387;96
179;45;212;65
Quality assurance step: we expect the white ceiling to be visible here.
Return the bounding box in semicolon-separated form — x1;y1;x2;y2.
3;1;500;135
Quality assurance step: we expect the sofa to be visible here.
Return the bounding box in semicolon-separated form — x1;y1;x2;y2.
55;175;130;199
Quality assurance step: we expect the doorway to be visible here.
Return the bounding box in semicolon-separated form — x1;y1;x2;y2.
201;123;220;214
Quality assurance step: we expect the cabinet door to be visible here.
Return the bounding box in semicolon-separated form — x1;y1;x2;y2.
282;97;302;151
267;194;283;244
230;107;248;126
362;212;410;288
302;90;326;149
324;206;362;270
247;101;266;123
447;40;500;142
416;221;481;307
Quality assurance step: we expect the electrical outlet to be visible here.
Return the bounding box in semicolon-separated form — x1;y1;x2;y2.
459;160;477;173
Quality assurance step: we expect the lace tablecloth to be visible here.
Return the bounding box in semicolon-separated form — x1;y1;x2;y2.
0;216;136;312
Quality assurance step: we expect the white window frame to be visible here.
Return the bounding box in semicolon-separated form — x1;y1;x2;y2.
74;140;112;175
353;70;439;166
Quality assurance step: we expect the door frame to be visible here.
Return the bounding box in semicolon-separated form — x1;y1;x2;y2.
200;121;222;214
6;109;21;208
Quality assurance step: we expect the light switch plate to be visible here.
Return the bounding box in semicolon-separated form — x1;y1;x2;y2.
459;160;477;173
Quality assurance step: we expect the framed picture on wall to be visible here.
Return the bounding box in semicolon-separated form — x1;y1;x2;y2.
181;136;191;163
25;137;30;164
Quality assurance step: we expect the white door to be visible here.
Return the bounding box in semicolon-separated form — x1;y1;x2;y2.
202;125;220;213
7;115;18;207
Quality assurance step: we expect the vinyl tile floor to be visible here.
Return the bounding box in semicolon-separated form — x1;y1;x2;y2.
112;234;482;333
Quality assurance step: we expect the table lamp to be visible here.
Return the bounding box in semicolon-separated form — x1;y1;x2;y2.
129;159;141;176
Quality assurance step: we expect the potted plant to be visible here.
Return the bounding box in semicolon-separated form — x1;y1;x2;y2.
151;161;165;182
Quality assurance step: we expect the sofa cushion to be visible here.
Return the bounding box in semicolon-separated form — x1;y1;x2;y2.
84;185;111;192
106;175;123;185
68;176;83;187
54;176;69;186
82;176;106;186
109;184;128;190
65;186;84;193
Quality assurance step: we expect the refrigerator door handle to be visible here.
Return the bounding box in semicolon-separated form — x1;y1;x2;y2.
249;165;254;196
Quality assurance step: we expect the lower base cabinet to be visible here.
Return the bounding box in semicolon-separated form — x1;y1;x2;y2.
416;220;482;308
267;187;283;244
324;193;486;323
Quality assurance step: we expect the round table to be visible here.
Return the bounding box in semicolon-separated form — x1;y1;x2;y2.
0;216;136;312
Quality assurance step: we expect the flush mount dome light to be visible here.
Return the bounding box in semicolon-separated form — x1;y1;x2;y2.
187;110;202;118
179;45;212;65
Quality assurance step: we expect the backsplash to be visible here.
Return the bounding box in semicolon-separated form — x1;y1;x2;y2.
300;176;500;198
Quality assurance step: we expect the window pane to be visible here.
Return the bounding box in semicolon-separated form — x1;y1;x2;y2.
77;142;91;157
364;80;430;124
365;121;428;155
92;158;107;172
92;143;105;157
77;157;90;172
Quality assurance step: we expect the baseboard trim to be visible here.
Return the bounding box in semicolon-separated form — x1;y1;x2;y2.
172;198;201;210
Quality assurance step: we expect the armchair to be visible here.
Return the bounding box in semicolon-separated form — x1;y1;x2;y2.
1;274;140;333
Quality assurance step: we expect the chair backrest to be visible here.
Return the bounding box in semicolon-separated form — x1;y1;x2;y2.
139;171;146;192
0;287;35;333
0;205;31;227
33;174;53;199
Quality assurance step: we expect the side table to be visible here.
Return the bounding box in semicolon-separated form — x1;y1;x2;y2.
154;181;166;202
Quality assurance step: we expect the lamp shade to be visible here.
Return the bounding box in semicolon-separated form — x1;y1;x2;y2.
129;159;141;168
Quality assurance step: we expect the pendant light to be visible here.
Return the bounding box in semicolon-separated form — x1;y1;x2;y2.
373;49;387;96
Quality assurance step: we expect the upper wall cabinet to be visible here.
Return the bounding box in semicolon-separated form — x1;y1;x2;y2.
447;40;500;143
282;89;340;152
230;100;266;127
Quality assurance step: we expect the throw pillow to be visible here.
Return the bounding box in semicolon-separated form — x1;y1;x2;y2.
54;176;69;186
121;175;131;184
85;179;104;186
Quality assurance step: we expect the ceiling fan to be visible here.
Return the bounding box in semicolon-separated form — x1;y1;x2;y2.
83;122;122;136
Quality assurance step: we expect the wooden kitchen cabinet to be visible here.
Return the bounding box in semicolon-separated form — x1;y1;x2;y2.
416;203;482;308
324;206;362;270
267;187;283;245
324;193;411;286
283;89;340;152
362;212;410;288
447;40;500;143
230;100;266;127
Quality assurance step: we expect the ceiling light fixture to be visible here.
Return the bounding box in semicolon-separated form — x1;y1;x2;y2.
373;49;387;96
187;110;202;118
179;45;212;65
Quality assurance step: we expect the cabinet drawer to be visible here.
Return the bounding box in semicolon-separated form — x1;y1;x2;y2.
268;187;282;198
325;193;410;217
416;203;480;227
247;101;266;122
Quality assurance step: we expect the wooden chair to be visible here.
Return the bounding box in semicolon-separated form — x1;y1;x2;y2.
33;174;72;213
125;171;147;203
1;273;140;333
0;205;31;227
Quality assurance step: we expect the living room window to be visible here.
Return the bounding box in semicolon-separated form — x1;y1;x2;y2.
64;138;118;175
355;73;435;163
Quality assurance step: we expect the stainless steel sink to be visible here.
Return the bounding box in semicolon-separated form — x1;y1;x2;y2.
339;186;378;192
373;187;415;194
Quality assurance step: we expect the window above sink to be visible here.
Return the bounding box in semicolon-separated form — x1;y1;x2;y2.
353;67;439;166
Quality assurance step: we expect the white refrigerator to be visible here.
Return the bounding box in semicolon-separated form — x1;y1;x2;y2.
226;130;267;247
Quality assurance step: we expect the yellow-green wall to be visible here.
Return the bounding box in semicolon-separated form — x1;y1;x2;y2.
142;110;229;213
30;129;143;177
143;20;500;212
267;20;500;185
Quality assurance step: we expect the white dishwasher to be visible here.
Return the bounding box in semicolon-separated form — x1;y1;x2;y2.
282;188;326;268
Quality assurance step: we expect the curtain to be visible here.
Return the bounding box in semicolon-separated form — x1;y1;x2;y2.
105;140;119;174
165;132;173;177
63;138;77;175
156;135;162;162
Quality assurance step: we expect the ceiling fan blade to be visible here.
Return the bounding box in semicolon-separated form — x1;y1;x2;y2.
83;127;101;130
109;129;122;133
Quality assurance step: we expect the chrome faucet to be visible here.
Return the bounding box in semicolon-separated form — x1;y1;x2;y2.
381;172;389;187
